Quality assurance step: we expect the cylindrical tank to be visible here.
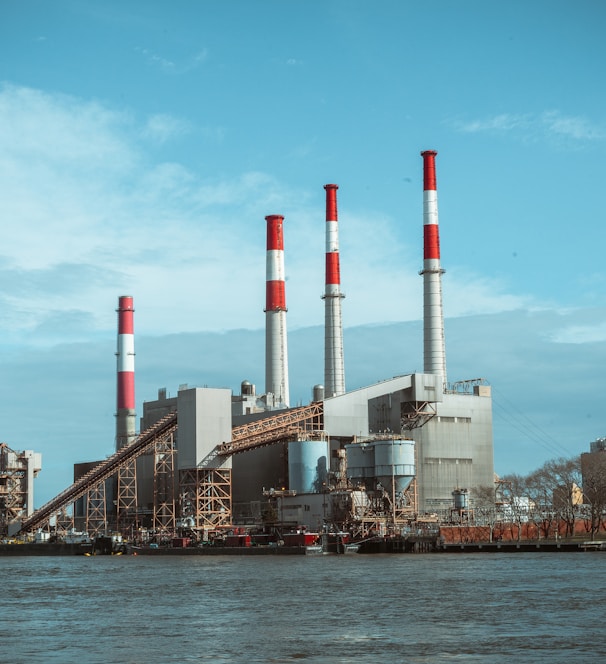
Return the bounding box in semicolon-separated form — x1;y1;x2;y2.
345;443;375;483
241;380;255;396
312;384;325;402
452;488;469;510
288;439;329;494
373;439;415;494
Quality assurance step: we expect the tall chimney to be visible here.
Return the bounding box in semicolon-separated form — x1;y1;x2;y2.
420;150;447;386
116;295;136;450
323;184;346;397
265;215;290;407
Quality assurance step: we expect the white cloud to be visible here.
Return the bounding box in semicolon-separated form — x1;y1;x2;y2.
143;114;191;143
135;46;176;72
135;46;209;74
192;50;209;65
453;110;605;144
0;84;555;350
456;113;531;133
549;320;606;344
0;84;134;169
443;268;535;317
540;110;606;141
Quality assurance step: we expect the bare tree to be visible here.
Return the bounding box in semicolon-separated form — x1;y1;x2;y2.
542;456;582;537
499;474;529;541
581;450;606;540
526;467;557;539
471;484;498;542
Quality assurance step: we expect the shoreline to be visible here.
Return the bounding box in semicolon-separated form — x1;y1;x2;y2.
2;538;604;556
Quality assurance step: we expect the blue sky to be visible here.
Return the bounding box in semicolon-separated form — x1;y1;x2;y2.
1;0;605;506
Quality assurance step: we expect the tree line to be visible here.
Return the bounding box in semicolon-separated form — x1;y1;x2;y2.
471;452;606;541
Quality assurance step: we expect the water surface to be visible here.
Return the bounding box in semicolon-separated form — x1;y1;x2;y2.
1;552;604;663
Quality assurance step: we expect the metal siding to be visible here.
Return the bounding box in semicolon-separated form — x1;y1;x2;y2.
176;387;232;470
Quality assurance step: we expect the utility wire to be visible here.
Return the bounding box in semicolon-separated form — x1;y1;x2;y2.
491;385;575;461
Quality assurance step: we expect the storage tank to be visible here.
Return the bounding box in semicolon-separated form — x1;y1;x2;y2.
452;488;469;510
288;439;329;494
345;443;375;485
373;439;415;494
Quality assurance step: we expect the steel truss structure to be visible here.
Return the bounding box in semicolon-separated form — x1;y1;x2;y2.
153;430;177;535
0;443;26;536
17;411;178;535
116;460;138;534
85;481;107;536
15;403;325;538
337;482;418;541
222;402;324;455
180;468;232;532
55;507;75;538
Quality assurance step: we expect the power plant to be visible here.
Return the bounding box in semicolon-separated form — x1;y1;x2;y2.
3;151;496;548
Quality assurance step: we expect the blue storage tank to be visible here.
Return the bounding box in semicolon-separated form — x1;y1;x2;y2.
288;439;329;493
345;443;375;484
373;439;415;494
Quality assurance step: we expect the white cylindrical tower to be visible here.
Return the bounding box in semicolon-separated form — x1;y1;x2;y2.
323;184;346;398
116;295;136;450
265;214;290;407
420;150;447;386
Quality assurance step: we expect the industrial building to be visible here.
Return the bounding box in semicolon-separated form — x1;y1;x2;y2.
0;443;41;538
581;438;606;496
11;150;495;543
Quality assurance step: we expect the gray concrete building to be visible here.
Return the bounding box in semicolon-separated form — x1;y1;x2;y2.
229;373;494;517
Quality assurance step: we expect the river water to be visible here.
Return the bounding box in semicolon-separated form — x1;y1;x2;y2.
1;552;604;663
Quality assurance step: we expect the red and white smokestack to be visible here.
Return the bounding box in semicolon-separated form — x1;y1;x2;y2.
116;295;136;450
265;215;290;407
323;184;345;398
420;150;447;386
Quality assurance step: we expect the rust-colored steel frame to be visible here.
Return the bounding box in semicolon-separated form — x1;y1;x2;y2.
0;443;27;536
85;480;107;536
18;411;178;535
55;506;75;537
400;401;436;431
222;403;324;455
18;404;325;538
116;459;138;534
180;467;232;531
152;430;177;536
336;435;419;538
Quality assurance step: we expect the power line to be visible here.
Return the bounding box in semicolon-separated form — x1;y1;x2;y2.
491;386;574;461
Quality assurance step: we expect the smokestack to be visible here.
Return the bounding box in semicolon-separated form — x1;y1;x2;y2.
420;150;447;386
265;215;290;407
116;295;136;450
323;184;345;398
